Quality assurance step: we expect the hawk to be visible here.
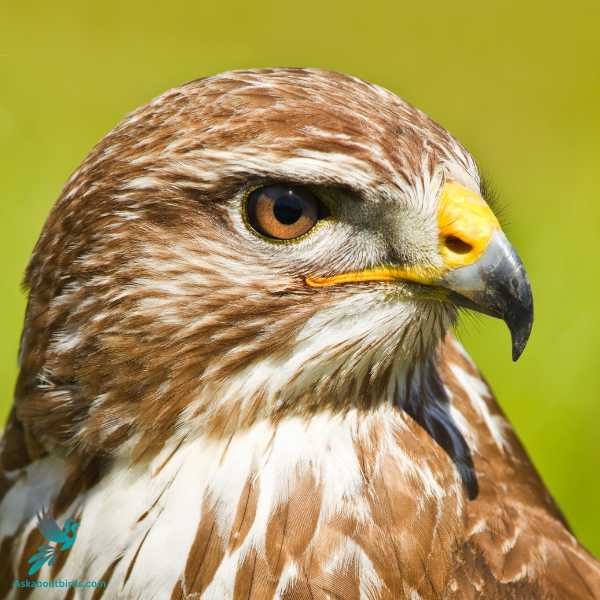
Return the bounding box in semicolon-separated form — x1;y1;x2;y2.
0;68;598;599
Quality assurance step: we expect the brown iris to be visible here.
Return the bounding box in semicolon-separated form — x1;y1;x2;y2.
245;185;327;240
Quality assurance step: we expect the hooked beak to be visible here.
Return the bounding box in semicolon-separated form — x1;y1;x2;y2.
306;182;534;361
440;229;533;361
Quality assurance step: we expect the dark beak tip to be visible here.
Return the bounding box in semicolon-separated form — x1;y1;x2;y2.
511;335;528;362
507;298;534;362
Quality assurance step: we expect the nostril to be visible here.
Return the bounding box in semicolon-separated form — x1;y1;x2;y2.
445;235;473;255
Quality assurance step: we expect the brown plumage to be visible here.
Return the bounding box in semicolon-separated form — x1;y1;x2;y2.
0;68;598;599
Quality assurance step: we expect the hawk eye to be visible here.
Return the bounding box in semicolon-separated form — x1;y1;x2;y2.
245;185;328;241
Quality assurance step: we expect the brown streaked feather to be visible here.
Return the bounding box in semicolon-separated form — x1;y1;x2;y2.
228;475;259;553
52;456;106;517
233;547;279;600
0;408;46;474
308;559;362;600
178;498;227;596
122;527;151;588
16;527;45;598
264;470;321;578
92;557;123;600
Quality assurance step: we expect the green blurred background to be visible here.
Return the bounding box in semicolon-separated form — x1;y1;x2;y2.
1;2;598;553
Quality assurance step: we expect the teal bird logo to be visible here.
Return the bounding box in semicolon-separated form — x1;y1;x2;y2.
27;508;80;575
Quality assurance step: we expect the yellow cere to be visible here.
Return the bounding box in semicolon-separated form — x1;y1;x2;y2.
305;181;499;289
437;182;500;270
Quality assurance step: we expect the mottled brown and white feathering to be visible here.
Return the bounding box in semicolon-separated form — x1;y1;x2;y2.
1;68;598;599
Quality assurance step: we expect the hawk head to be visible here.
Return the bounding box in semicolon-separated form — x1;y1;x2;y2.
16;69;532;460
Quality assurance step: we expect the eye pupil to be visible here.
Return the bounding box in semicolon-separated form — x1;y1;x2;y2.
273;194;303;225
245;184;328;241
